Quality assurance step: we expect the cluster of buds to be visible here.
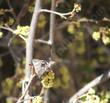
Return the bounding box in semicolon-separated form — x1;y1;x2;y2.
69;3;81;19
33;96;43;103
74;3;81;12
41;71;55;88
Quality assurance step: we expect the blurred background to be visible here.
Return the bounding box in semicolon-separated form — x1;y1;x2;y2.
0;0;110;103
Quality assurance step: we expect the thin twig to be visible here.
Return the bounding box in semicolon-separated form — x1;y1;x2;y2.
67;70;110;103
40;9;73;19
43;89;49;103
0;26;26;42
16;74;36;103
8;35;19;63
35;39;51;45
0;26;24;63
56;17;110;30
0;26;14;32
16;0;31;24
17;97;36;103
6;0;16;18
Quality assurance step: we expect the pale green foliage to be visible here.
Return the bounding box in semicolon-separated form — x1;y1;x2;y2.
37;14;46;28
6;97;13;103
0;31;3;38
28;6;34;13
102;35;110;45
100;92;110;103
92;27;110;45
78;88;100;103
28;4;34;13
54;66;71;89
100;27;110;45
7;17;14;25
92;32;101;41
67;24;75;34
2;78;14;96
78;88;110;103
14;25;30;37
14;25;30;40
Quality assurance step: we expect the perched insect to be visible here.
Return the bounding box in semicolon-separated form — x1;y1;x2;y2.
32;59;55;78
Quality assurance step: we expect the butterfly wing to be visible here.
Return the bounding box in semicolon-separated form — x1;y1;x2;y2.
32;59;48;78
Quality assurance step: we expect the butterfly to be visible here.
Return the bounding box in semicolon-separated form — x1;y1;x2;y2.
32;59;55;78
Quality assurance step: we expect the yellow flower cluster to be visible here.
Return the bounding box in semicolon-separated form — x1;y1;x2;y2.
14;25;30;37
41;71;55;88
78;88;100;103
74;3;81;12
92;32;101;41
54;66;70;89
7;17;14;25
33;96;43;103
92;27;110;45
37;14;46;28
0;9;12;15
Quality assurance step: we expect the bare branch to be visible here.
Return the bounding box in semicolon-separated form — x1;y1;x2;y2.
16;97;34;103
35;39;51;45
0;26;26;42
24;0;41;103
25;0;40;78
0;26;14;32
42;1;56;103
6;0;16;18
49;0;56;46
40;9;72;19
68;70;110;103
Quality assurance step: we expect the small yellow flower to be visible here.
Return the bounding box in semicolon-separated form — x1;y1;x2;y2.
41;71;55;88
92;32;101;41
88;88;96;95
33;96;43;103
28;6;34;13
47;71;55;79
8;17;14;25
0;32;3;38
74;3;81;12
102;35;110;45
